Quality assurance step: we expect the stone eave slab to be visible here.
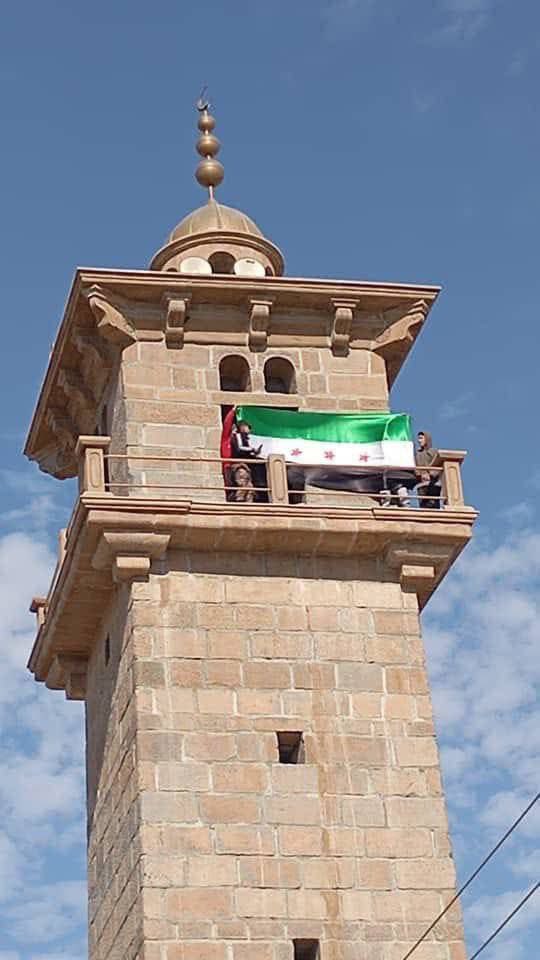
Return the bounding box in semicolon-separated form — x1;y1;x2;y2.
28;494;476;692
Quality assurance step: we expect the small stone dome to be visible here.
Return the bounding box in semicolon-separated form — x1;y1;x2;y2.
170;200;263;242
151;197;284;276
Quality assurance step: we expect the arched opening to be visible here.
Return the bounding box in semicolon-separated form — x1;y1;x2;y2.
219;355;251;392
264;357;297;394
209;251;236;274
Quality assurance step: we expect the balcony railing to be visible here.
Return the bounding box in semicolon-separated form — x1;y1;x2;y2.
75;435;467;509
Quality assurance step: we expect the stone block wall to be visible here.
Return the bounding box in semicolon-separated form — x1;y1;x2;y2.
86;591;144;960
107;339;389;500
84;551;466;960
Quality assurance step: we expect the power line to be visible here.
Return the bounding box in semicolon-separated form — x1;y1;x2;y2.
400;791;539;960
468;881;539;960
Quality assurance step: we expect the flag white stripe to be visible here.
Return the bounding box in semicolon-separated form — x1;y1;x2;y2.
250;436;415;468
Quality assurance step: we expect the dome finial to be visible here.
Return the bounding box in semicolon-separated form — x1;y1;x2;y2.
195;88;224;201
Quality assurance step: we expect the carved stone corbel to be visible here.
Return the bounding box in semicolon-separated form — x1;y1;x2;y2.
58;368;95;411
384;541;449;607
86;285;136;347
331;299;357;356
45;654;88;700
92;532;171;583
373;299;429;386
45;407;78;458
249;299;273;352
73;329;112;371
399;564;436;594
30;596;48;629
163;293;190;348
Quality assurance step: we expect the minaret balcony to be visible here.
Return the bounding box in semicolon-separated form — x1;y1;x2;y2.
28;437;476;698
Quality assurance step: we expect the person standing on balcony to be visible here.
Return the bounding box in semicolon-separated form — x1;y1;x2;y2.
231;420;262;503
416;430;441;508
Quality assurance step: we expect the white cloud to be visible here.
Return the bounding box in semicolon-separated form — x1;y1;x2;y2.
2;882;87;945
426;524;540;954
0;494;63;532
0;833;26;904
511;849;540;881
500;501;535;526
466;883;540;948
0;532;86;954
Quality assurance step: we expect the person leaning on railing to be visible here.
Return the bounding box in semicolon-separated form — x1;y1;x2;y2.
230;420;263;503
415;430;442;508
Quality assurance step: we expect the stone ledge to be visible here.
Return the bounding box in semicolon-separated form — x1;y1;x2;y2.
27;495;476;696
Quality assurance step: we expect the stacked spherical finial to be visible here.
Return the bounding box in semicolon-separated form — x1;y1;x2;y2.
195;104;224;193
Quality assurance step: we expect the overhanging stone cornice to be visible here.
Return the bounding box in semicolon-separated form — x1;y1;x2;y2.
24;266;440;479
28;494;476;695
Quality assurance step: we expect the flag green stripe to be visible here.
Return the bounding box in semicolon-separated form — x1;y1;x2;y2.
236;406;412;444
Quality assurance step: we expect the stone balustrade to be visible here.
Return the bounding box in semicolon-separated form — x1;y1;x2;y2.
74;434;468;509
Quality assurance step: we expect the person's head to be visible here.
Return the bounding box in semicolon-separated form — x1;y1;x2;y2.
417;431;432;450
237;420;251;435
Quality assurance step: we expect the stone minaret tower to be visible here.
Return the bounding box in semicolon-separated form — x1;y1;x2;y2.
26;103;476;960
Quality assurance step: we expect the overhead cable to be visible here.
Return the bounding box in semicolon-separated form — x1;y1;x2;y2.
400;791;539;960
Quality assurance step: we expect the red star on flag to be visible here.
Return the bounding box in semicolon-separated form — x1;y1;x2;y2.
358;454;369;463
324;450;335;460
290;448;302;457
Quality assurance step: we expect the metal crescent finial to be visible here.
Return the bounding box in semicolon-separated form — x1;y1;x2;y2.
194;90;224;199
196;85;210;113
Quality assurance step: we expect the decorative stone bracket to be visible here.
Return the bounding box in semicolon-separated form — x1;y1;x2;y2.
163;293;191;348
373;299;429;385
45;654;88;701
30;596;48;629
86;285;136;347
45;408;78;474
249;299;273;352
92;532;171;583
58;367;95;409
384;541;450;605
73;329;111;370
331;299;357;356
399;564;436;595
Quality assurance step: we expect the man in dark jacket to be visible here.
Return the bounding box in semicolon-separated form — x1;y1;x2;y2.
231;421;262;502
416;431;441;509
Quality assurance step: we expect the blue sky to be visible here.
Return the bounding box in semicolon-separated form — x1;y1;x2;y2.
0;1;538;957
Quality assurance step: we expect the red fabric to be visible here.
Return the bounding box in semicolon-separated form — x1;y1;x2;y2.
220;406;236;481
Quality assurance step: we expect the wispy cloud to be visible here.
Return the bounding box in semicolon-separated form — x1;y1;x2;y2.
0;469;74;537
500;501;535;527
439;390;475;420
322;0;500;44
412;89;439;114
428;0;496;45
506;51;527;78
322;0;377;29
